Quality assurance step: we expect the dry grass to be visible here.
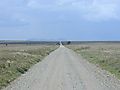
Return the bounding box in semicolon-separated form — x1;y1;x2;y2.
67;43;120;79
0;44;58;89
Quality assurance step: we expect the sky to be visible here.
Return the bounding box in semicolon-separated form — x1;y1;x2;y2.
0;0;120;41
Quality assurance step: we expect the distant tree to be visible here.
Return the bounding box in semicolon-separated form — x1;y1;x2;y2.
67;41;71;45
5;43;8;46
56;42;60;45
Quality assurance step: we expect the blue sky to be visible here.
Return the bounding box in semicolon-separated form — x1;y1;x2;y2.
0;0;120;41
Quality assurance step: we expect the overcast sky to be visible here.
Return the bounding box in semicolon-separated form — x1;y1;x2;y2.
0;0;120;41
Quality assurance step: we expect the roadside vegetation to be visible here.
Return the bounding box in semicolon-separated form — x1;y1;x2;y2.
67;43;120;79
0;45;58;89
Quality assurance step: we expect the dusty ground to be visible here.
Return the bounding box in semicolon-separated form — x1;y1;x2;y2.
3;45;120;90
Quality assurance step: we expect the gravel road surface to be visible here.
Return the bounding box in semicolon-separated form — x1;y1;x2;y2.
3;45;120;90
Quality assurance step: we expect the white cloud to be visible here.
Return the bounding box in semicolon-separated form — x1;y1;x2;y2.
27;0;120;21
27;0;56;9
1;0;120;22
56;0;76;5
72;0;120;21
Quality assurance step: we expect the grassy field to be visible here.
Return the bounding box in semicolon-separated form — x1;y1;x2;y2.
67;43;120;79
0;44;58;89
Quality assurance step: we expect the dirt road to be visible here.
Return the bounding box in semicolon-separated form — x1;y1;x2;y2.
4;45;120;90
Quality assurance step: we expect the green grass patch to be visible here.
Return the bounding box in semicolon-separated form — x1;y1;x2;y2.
0;45;58;89
67;44;120;79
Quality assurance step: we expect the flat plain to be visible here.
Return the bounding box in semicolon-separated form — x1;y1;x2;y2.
3;44;120;90
0;44;58;89
67;43;120;79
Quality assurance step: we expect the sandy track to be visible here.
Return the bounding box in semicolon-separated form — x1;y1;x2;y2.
3;45;120;90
